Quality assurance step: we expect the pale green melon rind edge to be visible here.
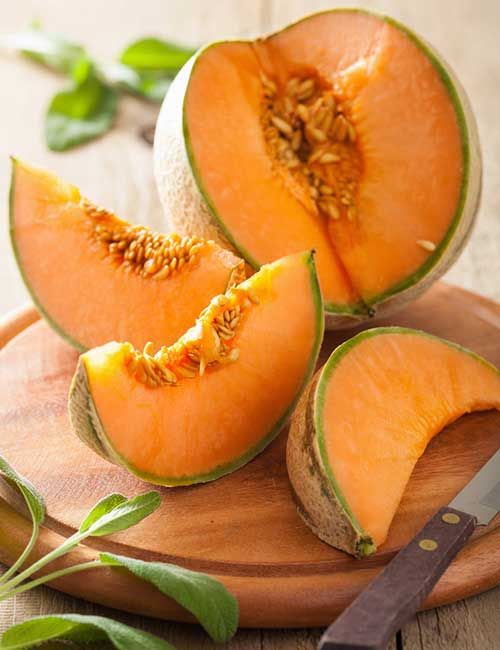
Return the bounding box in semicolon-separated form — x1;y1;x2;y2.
8;158;87;353
71;251;325;487
313;326;500;555
175;8;480;317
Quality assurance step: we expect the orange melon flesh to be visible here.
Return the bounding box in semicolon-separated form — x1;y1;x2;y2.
78;252;322;483
184;10;464;306
320;330;500;547
185;42;356;308
11;160;242;351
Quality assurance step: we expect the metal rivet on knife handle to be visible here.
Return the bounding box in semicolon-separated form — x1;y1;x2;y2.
442;512;461;524
419;538;438;551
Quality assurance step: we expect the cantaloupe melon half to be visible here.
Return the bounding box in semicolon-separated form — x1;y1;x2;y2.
10;159;244;352
287;328;500;557
69;252;323;485
155;9;481;328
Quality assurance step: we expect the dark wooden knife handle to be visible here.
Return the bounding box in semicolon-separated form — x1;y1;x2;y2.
318;507;476;650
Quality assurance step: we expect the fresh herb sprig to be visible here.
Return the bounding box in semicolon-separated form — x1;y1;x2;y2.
0;453;238;649
0;25;195;151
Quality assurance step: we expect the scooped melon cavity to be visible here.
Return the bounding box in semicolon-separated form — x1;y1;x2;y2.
125;282;259;388
260;69;362;226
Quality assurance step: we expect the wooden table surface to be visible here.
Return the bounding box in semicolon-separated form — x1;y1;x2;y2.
0;1;499;648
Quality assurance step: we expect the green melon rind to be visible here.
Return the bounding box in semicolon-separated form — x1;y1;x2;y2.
9;158;87;352
313;326;499;554
155;8;481;324
69;251;324;486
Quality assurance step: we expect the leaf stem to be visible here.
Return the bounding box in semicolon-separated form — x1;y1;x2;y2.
0;530;87;596
0;523;39;586
0;560;102;601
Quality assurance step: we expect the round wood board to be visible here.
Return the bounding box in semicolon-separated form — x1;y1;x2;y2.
0;282;499;628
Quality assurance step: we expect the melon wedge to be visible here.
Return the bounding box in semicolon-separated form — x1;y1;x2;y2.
10;159;244;351
155;9;481;327
69;252;323;485
287;327;500;557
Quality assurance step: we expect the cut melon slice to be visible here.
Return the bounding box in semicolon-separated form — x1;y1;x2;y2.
155;9;481;327
287;327;500;556
10;159;244;351
69;252;323;485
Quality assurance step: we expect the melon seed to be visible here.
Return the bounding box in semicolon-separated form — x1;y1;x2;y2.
297;104;309;122
319;152;340;164
417;239;437;252
271;116;293;137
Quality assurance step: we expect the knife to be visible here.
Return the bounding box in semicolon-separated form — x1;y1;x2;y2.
318;449;500;650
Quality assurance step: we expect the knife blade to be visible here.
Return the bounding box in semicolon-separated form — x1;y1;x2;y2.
319;447;500;650
449;449;500;524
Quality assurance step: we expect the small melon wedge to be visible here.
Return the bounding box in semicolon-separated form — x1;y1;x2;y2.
287;327;500;557
69;252;323;485
10;159;244;351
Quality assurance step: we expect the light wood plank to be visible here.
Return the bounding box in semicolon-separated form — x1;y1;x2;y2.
402;586;500;649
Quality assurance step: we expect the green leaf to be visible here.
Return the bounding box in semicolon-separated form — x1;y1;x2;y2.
100;552;239;642
137;74;171;102
50;69;102;118
78;493;127;533
0;614;175;649
0;26;85;74
81;491;161;537
45;73;118;151
71;56;93;84
0;455;45;526
103;63;171;102
120;37;195;73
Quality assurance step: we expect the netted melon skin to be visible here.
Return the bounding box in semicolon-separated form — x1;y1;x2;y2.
154;58;233;251
287;372;375;557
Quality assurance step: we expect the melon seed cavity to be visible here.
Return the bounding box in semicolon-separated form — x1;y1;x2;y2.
125;286;259;388
83;199;210;280
261;73;362;224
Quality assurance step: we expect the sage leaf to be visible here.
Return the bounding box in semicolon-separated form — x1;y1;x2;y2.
45;73;118;151
78;493;127;533
0;26;85;74
82;491;161;537
0;454;45;527
100;552;239;642
0;614;175;649
120;37;195;73
0;491;159;596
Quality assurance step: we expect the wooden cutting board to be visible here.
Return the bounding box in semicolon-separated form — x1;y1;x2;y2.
0;282;499;628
